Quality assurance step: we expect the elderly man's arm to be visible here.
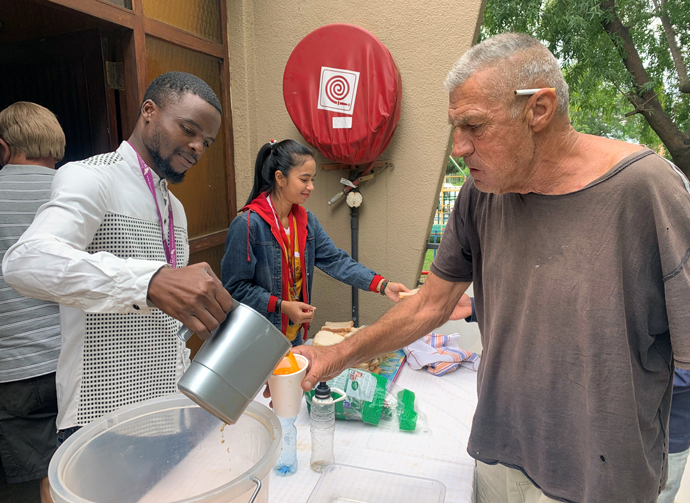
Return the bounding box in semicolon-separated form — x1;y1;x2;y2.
293;272;470;390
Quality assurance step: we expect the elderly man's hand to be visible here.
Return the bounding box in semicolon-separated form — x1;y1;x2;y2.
448;294;473;321
147;262;234;339
292;344;352;391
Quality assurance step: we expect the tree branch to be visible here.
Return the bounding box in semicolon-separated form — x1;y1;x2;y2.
625;108;650;117
652;0;690;93
609;79;642;110
599;0;688;156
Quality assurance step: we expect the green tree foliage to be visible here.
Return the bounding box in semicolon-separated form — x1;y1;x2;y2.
446;156;470;185
482;0;690;174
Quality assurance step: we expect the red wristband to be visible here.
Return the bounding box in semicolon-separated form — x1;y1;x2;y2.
267;295;280;313
369;274;385;292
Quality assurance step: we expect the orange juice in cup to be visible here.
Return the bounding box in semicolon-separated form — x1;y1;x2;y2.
273;351;301;375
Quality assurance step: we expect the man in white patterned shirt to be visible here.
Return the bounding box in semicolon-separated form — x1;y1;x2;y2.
2;72;233;444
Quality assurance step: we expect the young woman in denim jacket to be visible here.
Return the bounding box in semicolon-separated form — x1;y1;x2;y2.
221;140;408;346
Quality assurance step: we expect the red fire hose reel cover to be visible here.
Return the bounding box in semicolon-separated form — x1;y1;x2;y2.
283;24;402;165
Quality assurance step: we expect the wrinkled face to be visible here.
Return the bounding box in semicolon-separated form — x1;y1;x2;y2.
276;157;316;205
144;93;221;184
448;69;535;194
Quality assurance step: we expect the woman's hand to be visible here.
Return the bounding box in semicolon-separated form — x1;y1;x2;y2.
383;282;410;302
281;301;316;324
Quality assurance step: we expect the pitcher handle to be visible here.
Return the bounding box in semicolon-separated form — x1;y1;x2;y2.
247;476;262;503
176;299;241;342
177;326;194;342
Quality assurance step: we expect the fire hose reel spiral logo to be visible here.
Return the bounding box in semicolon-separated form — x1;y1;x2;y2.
318;67;360;114
325;76;350;105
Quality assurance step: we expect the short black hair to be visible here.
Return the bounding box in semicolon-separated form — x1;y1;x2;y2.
142;71;222;115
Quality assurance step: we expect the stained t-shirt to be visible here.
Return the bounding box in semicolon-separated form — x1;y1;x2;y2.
430;149;690;503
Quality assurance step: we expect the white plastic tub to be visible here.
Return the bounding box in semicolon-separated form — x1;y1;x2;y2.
49;394;281;503
306;464;446;503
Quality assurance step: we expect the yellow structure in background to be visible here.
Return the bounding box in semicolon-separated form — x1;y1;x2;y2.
420;170;465;284
431;157;466;244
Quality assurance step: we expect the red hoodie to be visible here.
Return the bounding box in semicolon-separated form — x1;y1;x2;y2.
243;193;309;338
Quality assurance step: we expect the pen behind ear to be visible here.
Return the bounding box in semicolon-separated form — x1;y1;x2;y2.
514;88;556;96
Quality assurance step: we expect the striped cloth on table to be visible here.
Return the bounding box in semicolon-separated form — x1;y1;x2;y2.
404;333;480;376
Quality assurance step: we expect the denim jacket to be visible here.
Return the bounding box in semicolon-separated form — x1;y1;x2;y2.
221;202;381;340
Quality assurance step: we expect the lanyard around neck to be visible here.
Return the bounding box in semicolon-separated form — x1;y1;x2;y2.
127;142;177;268
267;195;298;299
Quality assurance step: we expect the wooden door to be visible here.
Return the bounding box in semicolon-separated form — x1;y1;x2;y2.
0;29;116;165
1;0;235;356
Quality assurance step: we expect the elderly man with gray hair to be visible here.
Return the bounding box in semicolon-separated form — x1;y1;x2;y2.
294;32;690;502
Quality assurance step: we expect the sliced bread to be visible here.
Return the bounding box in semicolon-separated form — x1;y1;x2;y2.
312;330;345;347
324;321;354;329
398;288;420;299
322;327;353;335
343;325;366;338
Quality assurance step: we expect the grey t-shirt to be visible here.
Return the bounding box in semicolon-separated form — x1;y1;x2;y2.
431;149;690;503
0;164;60;383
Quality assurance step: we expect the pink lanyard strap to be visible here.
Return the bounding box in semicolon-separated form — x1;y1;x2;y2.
127;142;177;268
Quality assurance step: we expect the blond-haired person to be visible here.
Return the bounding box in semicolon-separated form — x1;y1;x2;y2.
0;102;65;503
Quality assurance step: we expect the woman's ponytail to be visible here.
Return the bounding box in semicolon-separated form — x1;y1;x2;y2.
244;143;274;207
243;139;314;208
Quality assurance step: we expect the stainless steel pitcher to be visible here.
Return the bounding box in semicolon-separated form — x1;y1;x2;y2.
177;301;291;425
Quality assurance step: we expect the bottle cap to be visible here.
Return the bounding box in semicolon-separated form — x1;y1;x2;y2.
314;381;331;400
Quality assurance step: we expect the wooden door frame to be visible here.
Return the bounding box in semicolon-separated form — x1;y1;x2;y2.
35;0;237;254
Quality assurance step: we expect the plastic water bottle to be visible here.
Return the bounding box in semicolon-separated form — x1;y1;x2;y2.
274;415;298;476
310;381;336;472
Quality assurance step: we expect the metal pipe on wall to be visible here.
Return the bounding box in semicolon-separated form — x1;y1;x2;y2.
351;205;359;327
